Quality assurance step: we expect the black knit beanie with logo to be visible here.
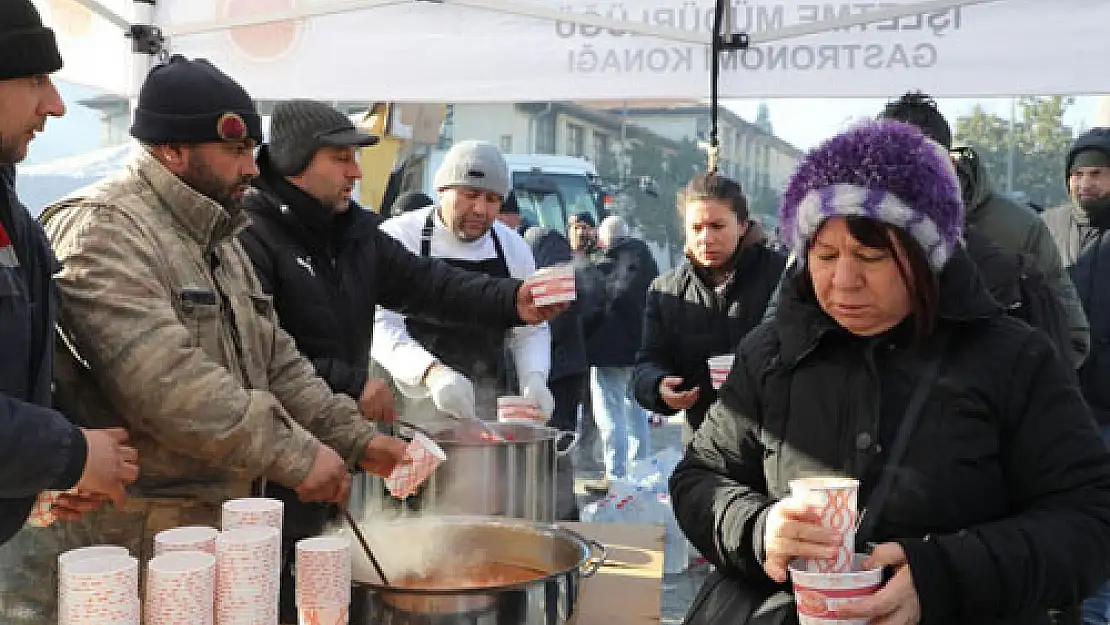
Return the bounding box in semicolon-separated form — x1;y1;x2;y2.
0;0;64;81
130;55;263;145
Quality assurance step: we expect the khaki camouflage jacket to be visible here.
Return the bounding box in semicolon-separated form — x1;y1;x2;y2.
40;148;377;503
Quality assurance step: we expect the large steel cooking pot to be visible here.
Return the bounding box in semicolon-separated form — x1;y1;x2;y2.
349;422;576;522
344;516;606;625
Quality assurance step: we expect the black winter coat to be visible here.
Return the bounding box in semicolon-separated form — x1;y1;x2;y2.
1043;203;1110;423
583;238;659;367
0;164;86;544
239;150;525;401
632;237;785;431
671;248;1110;625
525;228;587;381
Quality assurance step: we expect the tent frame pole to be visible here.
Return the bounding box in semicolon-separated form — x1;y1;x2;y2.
126;1;162;101
164;0;1002;47
708;0;749;174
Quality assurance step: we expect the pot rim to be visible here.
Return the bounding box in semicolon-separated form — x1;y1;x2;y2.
412;423;565;447
350;516;592;595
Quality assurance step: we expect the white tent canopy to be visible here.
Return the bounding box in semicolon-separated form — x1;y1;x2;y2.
34;0;1110;101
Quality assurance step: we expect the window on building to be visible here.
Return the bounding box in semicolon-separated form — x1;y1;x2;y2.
500;135;513;153
535;114;556;154
695;116;710;141
567;123;585;157
593;132;610;165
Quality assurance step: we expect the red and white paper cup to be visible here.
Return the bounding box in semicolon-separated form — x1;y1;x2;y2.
789;477;860;573
528;264;576;306
707;354;735;390
28;489;68;527
496;395;544;424
298;603;349;625
154;525;219;556
145;550;216;625
789;555;882;624
221;497;284;532
216;526;281;625
383;432;447;499
295;536;351;608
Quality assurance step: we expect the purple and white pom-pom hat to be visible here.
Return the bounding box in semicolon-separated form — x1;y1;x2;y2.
779;119;964;272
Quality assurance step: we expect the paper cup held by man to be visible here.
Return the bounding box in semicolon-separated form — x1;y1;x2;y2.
384;433;447;499
529;264;576;306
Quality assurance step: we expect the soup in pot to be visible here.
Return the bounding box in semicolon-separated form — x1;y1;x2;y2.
396;562;545;590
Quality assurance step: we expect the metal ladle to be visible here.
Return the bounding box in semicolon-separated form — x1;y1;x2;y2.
342;507;391;587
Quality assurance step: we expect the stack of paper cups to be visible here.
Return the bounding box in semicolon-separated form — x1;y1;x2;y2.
146;550;217;625
58;552;140;625
154;526;219;556
216;527;281;625
295;536;351;625
383;432;447;499
221;498;284;532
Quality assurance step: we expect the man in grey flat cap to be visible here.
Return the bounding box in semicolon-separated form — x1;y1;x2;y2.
240;102;566;622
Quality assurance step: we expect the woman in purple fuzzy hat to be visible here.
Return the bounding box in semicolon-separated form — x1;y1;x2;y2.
670;120;1110;625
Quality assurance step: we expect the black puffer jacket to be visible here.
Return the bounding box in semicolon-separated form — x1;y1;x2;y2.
583;237;659;367
239;149;524;401
955;145;1089;366
0;164;87;544
1043;202;1110;424
632;235;785;431
671;248;1110;625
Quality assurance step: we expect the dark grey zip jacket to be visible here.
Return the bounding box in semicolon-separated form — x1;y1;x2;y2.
0;164;87;544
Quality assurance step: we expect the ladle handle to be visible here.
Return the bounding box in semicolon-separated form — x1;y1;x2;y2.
395;419;435;440
342;507;391;587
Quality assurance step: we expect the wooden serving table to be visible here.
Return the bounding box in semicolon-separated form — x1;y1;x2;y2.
562;522;666;625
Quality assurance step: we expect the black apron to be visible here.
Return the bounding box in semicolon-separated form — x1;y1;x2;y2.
405;211;512;398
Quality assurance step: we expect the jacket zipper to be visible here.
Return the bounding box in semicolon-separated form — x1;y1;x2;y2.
855;342;884;540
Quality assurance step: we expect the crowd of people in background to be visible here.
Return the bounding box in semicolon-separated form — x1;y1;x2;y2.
6;1;1110;624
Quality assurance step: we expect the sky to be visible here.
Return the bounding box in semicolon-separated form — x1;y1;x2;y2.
725;96;1105;151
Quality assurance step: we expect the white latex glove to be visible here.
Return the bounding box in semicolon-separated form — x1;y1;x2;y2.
425;364;477;421
520;373;555;418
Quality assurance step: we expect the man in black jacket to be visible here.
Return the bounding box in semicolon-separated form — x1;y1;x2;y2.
1042;127;1110;625
879;91;1088;366
584;216;659;493
0;0;138;548
238;99;562;621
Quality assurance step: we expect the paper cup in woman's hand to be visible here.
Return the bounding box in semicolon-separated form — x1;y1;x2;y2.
789;477;859;573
